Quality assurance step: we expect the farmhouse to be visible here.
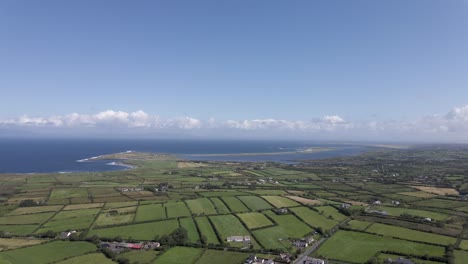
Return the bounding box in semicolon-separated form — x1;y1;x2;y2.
274;207;289;215
227;235;251;242
59;230;76;239
341;203;351;209
373;200;382;205
293;237;314;248
244;255;275;264
392;200;400;205
384;257;414;264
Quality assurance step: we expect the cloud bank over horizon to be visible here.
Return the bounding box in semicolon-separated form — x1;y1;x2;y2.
2;105;468;142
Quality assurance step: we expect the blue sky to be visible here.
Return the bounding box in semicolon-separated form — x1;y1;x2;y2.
1;1;467;141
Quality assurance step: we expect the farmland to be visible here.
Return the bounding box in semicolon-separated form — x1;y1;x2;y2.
0;146;468;263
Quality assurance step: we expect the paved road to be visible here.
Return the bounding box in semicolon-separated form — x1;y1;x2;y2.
293;238;326;264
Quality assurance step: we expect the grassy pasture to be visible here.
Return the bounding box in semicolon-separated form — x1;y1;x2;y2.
186;198;217;215
135;203;166;222
373;206;448;221
454;250;468;264
0;224;38;235
209;197;230;214
63;203;103;210
117;251;160;264
0;212;54;225
315;231;445;263
197;191;247;197
180;217;200;243
0;241;97;264
89;219;179;240
154;246;203;264
37;208;100;233
49;188;89;200
367;223;457;246
315;206;347;221
261;196;299;208
56;253;115;264
104;201;138;209
346;220;372;231
459;239;468;250
252;226;291;250
195;249;250;264
6;205;62;216
265;210;312;238
399;191;437;198
237;212;273;229
165;202;191;218
209;215;250;241
286;195;322;205
238;196;273;211
0;238;48;250
290;207;339;231
94;212;134;227
412;199;466;209
221;197;249;213
195;217;219;245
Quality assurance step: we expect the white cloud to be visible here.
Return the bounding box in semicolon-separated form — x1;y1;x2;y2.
2;105;468;141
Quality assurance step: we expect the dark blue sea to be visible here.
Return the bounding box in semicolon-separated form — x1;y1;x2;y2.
0;139;370;173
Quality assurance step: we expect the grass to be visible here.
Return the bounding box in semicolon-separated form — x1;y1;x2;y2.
261;196;300;208
0;241;97;264
253;226;292;250
6;205;62;216
0;225;38;235
186;198;217;215
315;230;445;263
237;196;273;211
459;240;468;250
63;203;104;210
135;203;166;222
454;250;468;264
367;223;457;246
315;206;347;221
0;238;48;250
209;198;230;214
89;219;179;240
165;202;192;218
221;197;249;213
195;249;250;264
153;246;203;264
209;215;250;241
0;212;54;225
49;188;89;200
104;201;138;209
56;253;115;264
285;196;322;205
198;191;247;197
265;210;312;238
180;217;200;243
117;250;160;264
346;220;372;231
237;212;273;229
37;208;100;233
94;212;134;227
290;207;339;231
373;206;448;221
195;217;219;245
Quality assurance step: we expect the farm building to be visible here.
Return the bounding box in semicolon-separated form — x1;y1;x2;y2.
227;235;251;242
303;257;325;264
384;257;414;264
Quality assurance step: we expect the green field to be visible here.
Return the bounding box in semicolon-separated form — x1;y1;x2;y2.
186;198;217;215
154;246;203;264
0;241;97;264
237;212;273;229
454;250;468;264
366;223;457;246
315;231;445;263
56;253;115;264
165;202;192;218
290;207;339;231
373;206;449;221
0;224;38;235
253;226;292;250
0;212;54;225
6;205;62;216
180;217;200;243
117;250;160;264
237;196;273;211
135;203;166;222
315;206;347;221
221;197;249;212
195;249;250;264
346;220;372;231
89;219;179;240
209;197;230;214
195;217;219;245
37;208;100;233
209;215;250;241
265;210;312;238
261;196;299;208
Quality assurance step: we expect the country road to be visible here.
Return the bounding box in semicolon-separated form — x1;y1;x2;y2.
293;237;326;264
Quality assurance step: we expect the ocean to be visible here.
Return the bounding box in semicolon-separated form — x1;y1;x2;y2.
0;138;370;173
